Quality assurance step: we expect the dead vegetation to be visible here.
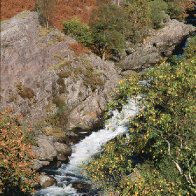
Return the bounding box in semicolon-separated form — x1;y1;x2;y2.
1;0;96;29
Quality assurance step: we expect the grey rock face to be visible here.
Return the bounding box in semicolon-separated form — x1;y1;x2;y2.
0;11;121;131
120;20;195;71
54;142;72;161
0;11;121;170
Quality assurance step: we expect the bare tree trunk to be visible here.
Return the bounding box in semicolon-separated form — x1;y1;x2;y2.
102;51;106;61
46;18;49;29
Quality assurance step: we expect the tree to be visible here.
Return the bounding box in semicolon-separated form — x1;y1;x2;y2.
90;3;129;59
184;36;196;59
36;0;56;28
165;0;195;21
149;0;168;28
124;0;151;43
63;18;92;46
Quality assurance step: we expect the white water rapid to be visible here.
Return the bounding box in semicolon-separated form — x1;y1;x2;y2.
35;98;139;196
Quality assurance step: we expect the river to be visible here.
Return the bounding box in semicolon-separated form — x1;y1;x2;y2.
35;98;139;196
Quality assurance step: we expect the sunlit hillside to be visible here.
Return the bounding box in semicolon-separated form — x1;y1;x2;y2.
1;0;96;29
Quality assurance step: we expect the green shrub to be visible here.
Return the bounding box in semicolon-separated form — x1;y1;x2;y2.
184;36;196;59
85;53;196;195
63;19;92;46
149;0;168;28
90;3;129;59
165;0;194;21
125;0;152;43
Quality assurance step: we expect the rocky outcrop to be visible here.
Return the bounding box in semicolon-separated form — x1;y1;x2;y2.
0;11;121;170
120;19;195;71
0;11;121;131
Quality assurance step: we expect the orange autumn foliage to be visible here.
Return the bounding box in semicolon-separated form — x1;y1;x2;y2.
1;0;96;29
0;110;37;193
1;0;35;21
69;43;90;55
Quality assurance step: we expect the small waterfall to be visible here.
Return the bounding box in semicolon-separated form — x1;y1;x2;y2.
35;98;139;196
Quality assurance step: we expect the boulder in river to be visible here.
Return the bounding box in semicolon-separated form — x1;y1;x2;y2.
39;174;57;188
32;135;72;170
72;181;92;193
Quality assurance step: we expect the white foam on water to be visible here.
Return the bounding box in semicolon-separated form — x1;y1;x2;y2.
36;98;140;196
64;98;139;173
36;185;77;196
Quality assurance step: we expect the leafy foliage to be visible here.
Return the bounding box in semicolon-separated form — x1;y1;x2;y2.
149;0;168;28
62;0;194;59
124;0;151;43
90;3;129;59
0;111;37;194
85;52;196;194
184;36;196;59
63;19;92;46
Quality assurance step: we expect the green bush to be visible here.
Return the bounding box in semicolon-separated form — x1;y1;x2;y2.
63;19;92;46
164;0;194;21
184;36;196;59
149;0;168;28
90;3;129;59
125;0;152;43
85;53;196;195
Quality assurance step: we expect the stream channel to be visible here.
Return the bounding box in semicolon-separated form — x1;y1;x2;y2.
35;11;196;195
35;98;139;196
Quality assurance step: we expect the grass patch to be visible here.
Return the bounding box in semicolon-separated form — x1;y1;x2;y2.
42;126;66;142
49;60;72;71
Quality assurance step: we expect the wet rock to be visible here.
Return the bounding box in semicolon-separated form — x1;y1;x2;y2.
54;142;72;161
72;181;92;193
39;174;57;188
32;160;50;171
32;135;72;170
33;135;57;162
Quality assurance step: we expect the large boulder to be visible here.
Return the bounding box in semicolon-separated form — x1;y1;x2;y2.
39;174;57;188
32;135;72;170
120;19;195;71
